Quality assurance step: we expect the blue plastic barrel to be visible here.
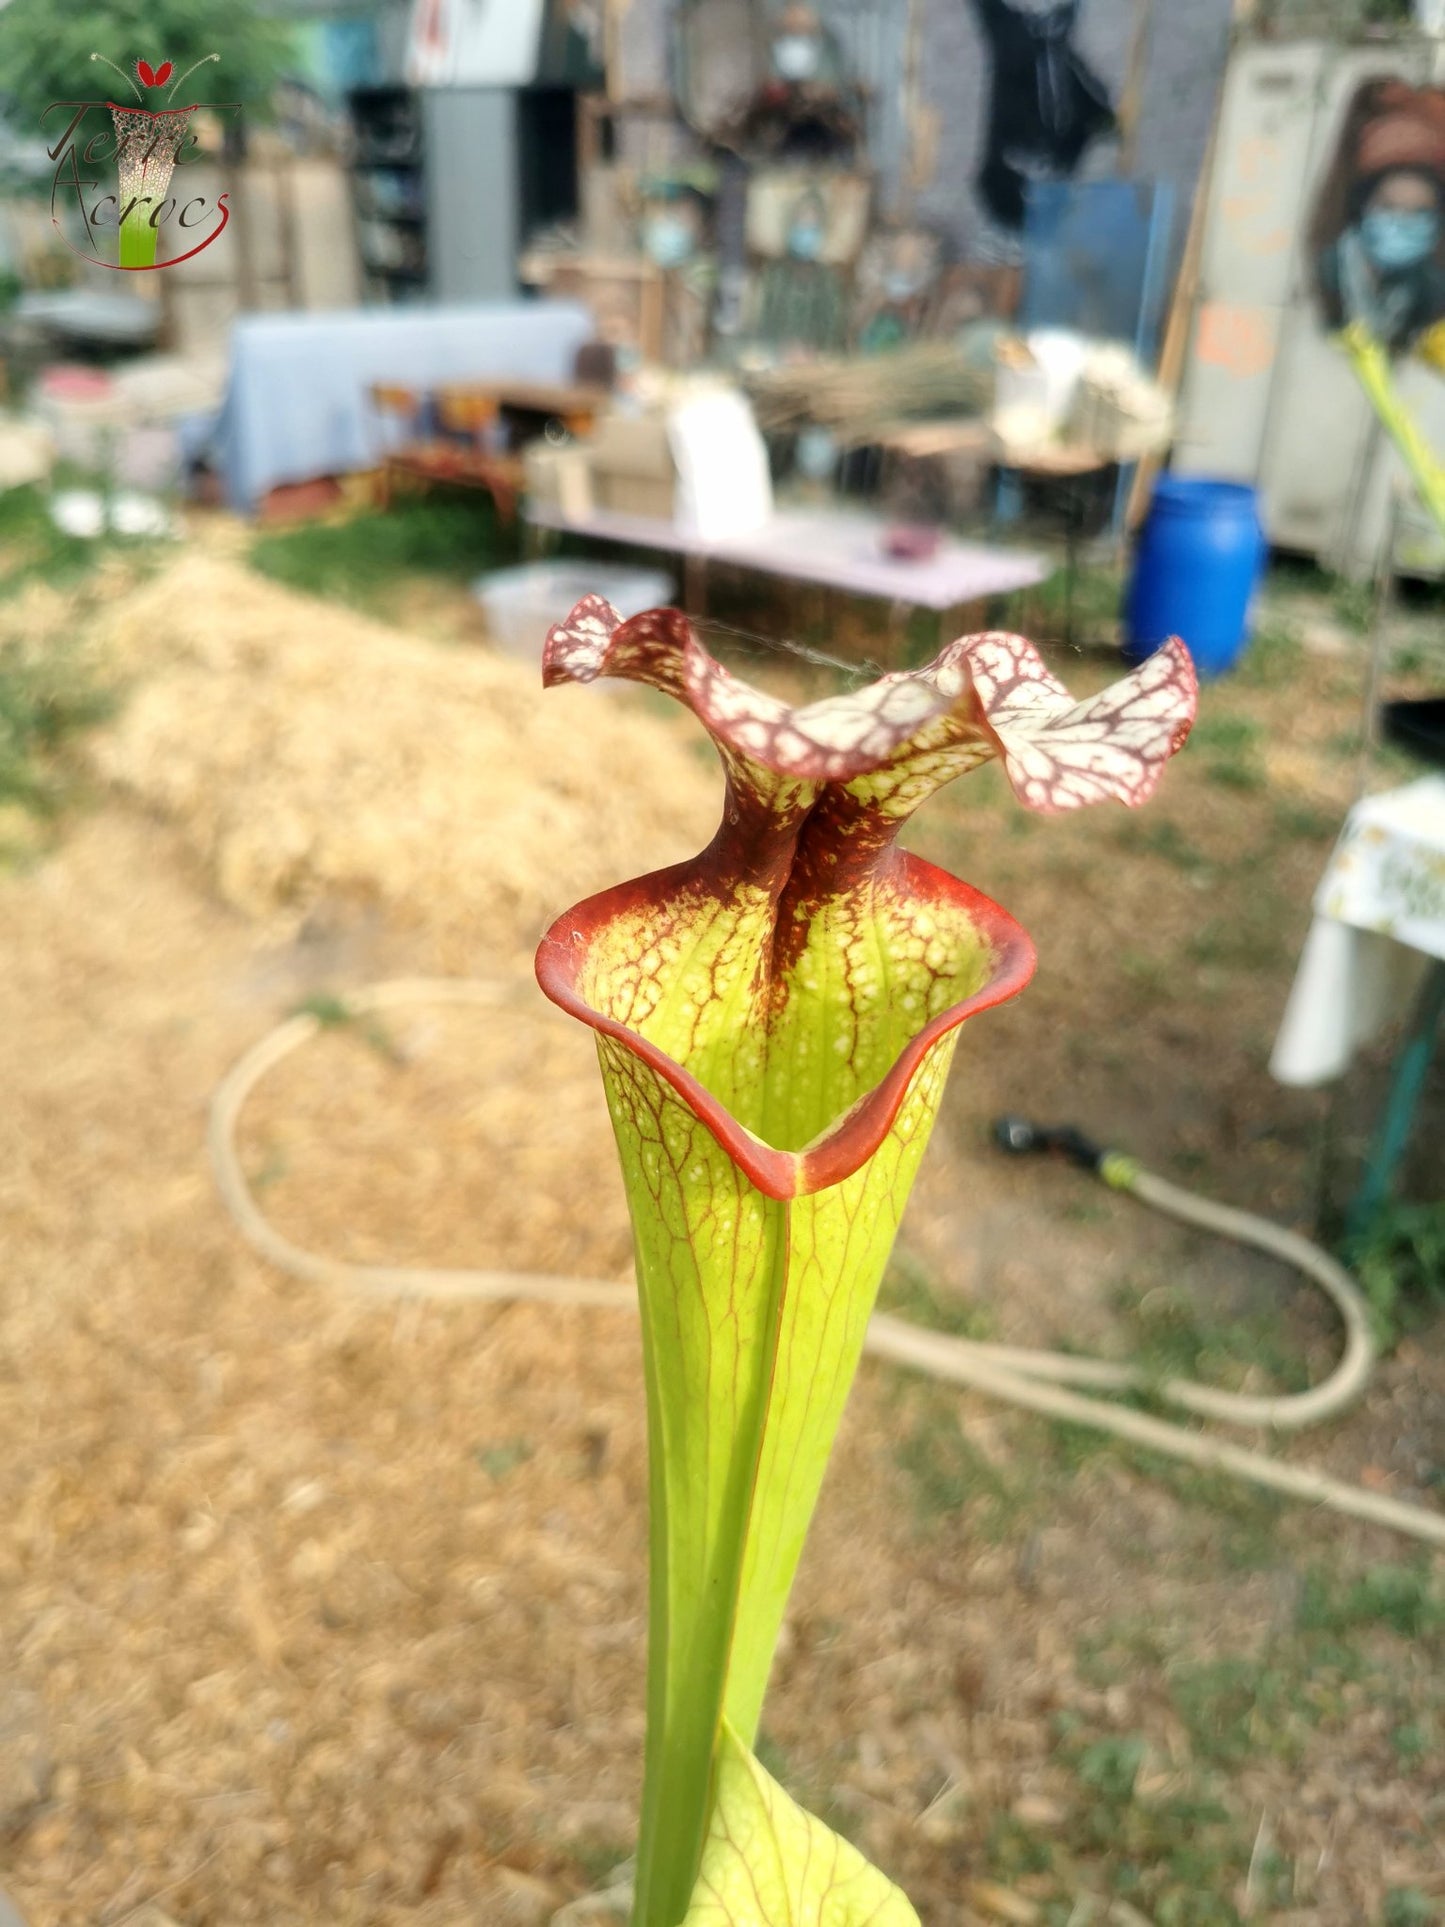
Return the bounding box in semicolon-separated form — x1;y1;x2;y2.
1124;478;1266;678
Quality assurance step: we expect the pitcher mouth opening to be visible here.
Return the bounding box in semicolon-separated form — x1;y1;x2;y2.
536;854;1036;1202
535;594;1193;1198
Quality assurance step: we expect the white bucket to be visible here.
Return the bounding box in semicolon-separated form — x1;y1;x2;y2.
474;562;674;666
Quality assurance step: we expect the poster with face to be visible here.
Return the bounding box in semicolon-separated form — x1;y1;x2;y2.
1312;78;1445;355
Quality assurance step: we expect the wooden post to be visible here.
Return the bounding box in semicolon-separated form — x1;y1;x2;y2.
1117;0;1156;175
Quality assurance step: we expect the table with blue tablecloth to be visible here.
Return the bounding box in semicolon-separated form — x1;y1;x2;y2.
214;302;594;511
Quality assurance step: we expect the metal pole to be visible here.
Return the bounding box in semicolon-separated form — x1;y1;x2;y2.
1347;959;1445;1238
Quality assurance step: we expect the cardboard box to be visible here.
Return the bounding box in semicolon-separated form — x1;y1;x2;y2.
523;441;594;519
588;412;676;518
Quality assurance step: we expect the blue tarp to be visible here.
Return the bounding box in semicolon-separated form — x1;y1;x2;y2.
214;301;595;510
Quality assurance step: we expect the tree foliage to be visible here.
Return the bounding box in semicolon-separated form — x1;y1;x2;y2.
0;0;293;126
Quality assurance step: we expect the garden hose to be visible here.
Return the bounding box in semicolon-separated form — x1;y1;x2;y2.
985;1115;1377;1432
209;980;1445;1548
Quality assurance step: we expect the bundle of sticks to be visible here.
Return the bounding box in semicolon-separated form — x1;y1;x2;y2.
742;342;991;443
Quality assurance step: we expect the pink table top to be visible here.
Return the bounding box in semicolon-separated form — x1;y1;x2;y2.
525;502;1050;612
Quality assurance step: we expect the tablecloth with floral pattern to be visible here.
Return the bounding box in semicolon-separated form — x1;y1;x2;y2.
1271;776;1445;1086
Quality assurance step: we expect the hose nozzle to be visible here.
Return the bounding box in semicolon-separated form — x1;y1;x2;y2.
992;1115;1108;1174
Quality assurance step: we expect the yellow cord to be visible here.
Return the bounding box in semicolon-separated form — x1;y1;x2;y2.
1341;321;1445;537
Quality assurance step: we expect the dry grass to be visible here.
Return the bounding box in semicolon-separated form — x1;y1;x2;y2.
91;551;719;969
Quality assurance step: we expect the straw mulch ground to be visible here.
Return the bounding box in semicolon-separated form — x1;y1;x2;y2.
1;553;1441;1927
90;550;719;969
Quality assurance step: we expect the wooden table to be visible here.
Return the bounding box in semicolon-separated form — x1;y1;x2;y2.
525;500;1050;645
871;418;996;461
369;382;525;520
860;427;1115;643
996;441;1112;480
995;442;1115;646
369;377;611;521
434;379;611;439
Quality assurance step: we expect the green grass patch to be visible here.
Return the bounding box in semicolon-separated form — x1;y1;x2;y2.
1077;1616;1168;1686
1022;559;1124;641
892;1388;1026;1539
1116;1281;1311;1398
0;634;114;850
1189;715;1262;756
1330;573;1375;635
1186;907;1286;973
1052;1555;1442;1922
1188;712;1268;793
0;638;112;806
1384;1889;1437;1927
1061;1441;1286;1569
1168;1654;1311;1768
1391;1718;1434;1765
1059;1194;1112;1225
250;495;512;615
1347;1202;1445;1348
0;481;128;602
0;483;166;854
1391;641;1432;678
291;991;402;1063
1204;755;1267;794
1048;1722;1277;1925
984;1809;1057;1882
1260;556;1322;600
1114;814;1213;873
1235;622;1303;690
1117;948;1175;1002
474;1437;535;1480
879;1251;997;1341
1296;1562;1444;1640
1074;1732;1147;1801
1273;800;1337;842
1167;1562;1443;1773
560;1832;632;1893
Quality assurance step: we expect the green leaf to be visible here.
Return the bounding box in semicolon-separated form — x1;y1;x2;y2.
684;1723;919;1927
